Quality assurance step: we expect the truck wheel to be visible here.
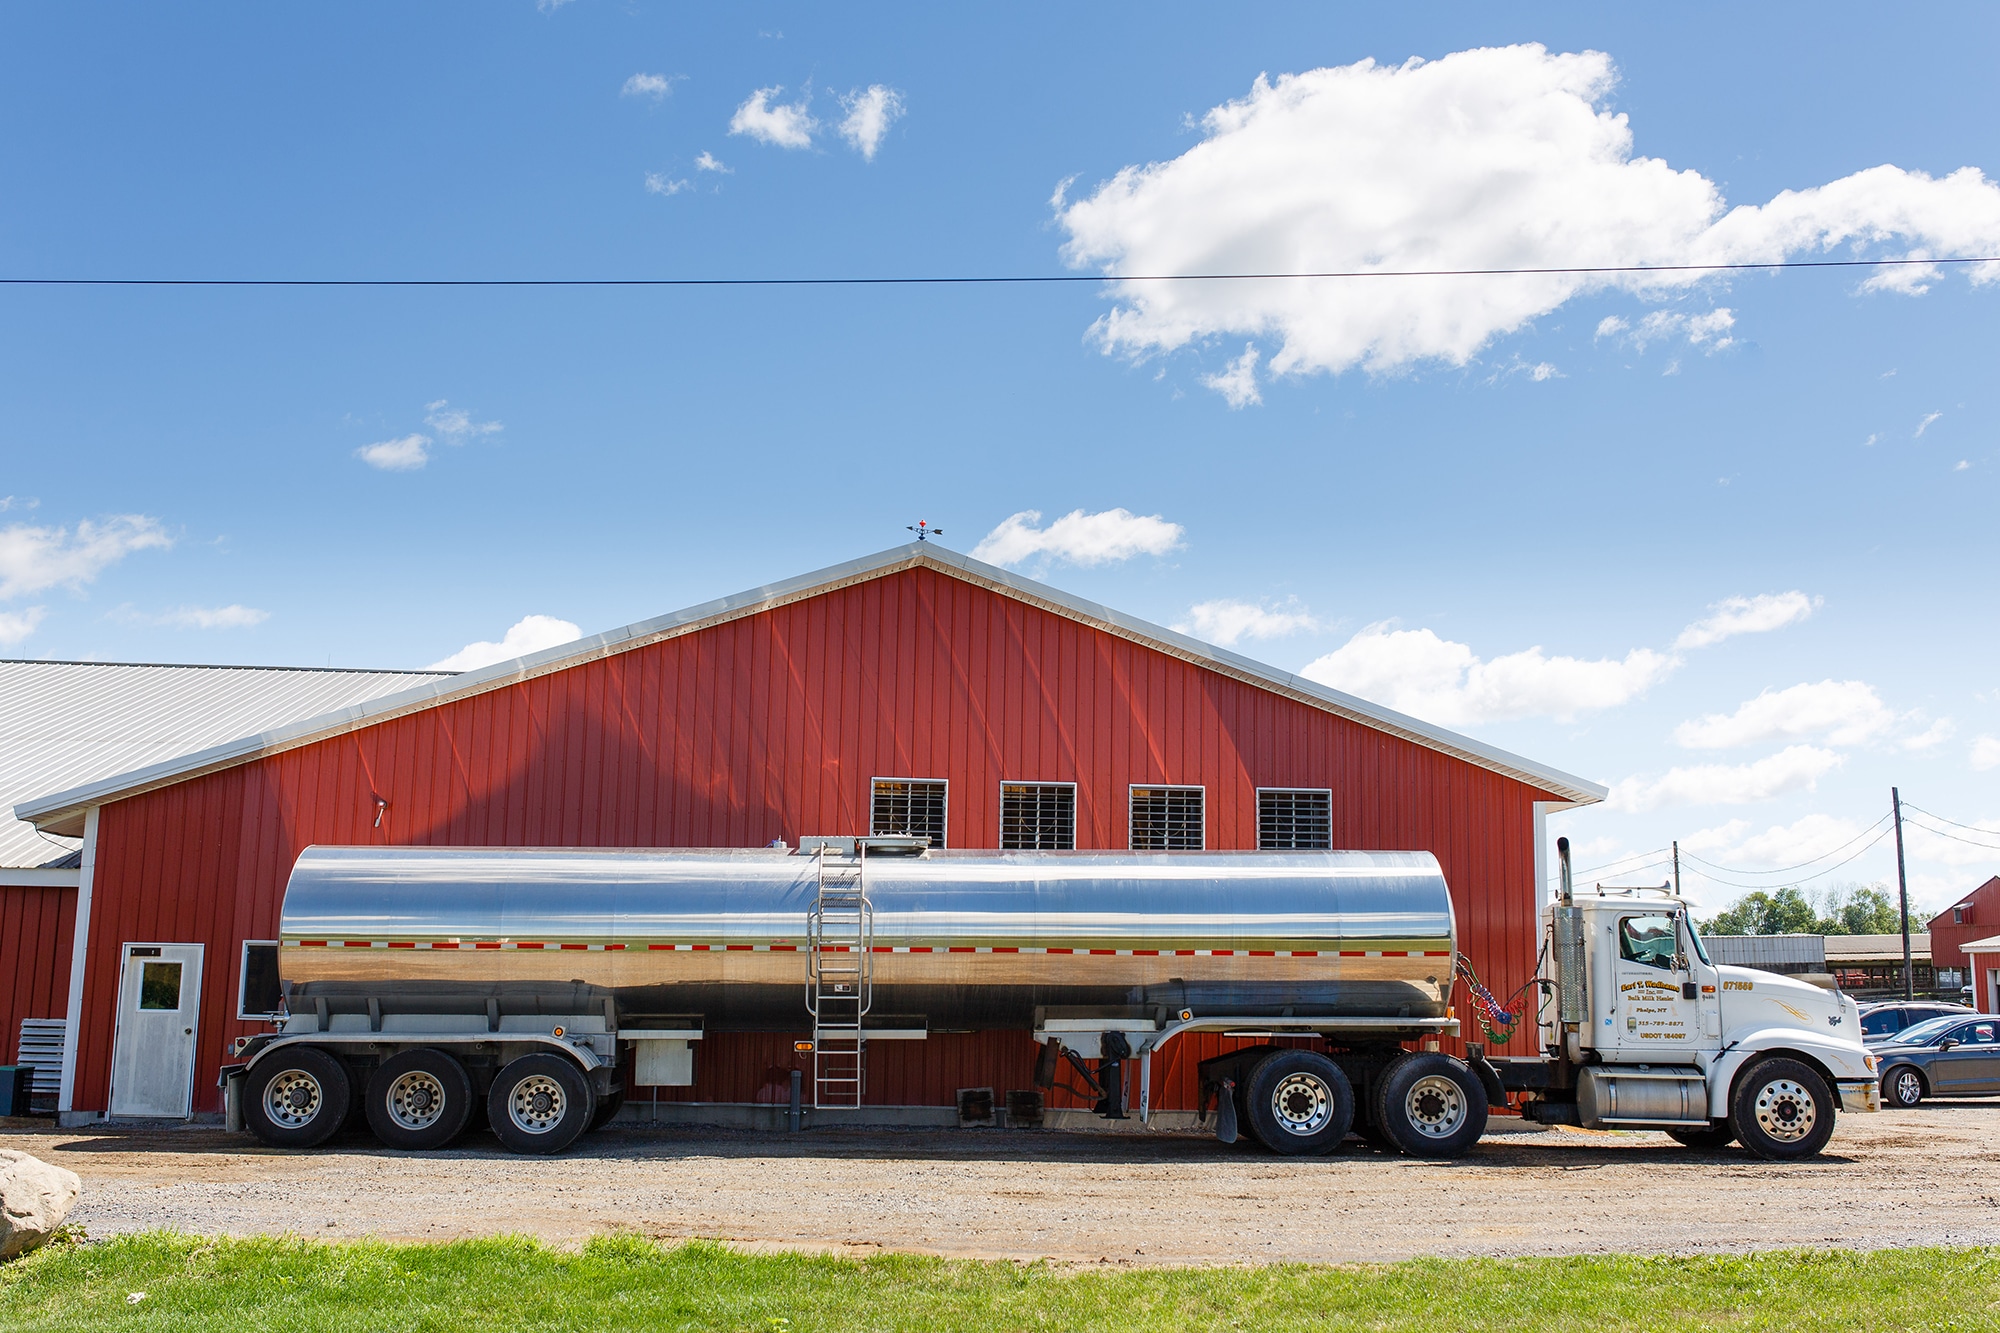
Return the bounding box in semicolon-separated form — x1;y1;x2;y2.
1882;1066;1925;1108
487;1053;595;1155
1729;1058;1836;1160
1232;1077;1265;1147
588;1084;626;1132
365;1049;474;1151
1373;1053;1488;1158
1666;1123;1736;1150
244;1046;350;1150
1242;1051;1354;1155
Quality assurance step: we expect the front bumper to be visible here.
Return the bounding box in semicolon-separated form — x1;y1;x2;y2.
1839;1079;1881;1114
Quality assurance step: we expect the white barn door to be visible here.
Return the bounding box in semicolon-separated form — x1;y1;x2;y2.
109;943;205;1118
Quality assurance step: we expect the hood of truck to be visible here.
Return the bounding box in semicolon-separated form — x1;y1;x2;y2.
1716;965;1859;1041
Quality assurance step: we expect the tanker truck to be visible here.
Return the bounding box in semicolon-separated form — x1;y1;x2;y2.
221;836;1878;1159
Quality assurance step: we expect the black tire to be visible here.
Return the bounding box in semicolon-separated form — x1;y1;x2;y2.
244;1046;351;1150
1242;1051;1355;1155
1882;1065;1926;1109
588;1083;626;1132
365;1048;474;1151
1729;1057;1836;1160
487;1053;595;1155
1666;1123;1736;1150
1373;1052;1489;1158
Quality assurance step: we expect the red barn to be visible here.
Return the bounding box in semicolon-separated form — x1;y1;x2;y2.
1929;876;2000;977
16;544;1602;1126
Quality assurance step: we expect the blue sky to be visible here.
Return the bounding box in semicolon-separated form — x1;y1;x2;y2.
3;3;1998;918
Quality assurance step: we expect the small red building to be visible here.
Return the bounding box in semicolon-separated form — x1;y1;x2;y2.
1929;876;2000;980
16;544;1602;1125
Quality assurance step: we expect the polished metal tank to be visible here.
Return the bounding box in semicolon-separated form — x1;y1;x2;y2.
278;845;1456;1030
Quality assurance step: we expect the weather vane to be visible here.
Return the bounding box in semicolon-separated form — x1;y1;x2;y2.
906;520;944;542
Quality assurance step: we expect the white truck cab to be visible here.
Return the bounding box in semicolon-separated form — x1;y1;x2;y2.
1499;839;1880;1159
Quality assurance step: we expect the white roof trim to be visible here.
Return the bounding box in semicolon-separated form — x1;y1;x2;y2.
14;543;1605;834
1962;934;2000;953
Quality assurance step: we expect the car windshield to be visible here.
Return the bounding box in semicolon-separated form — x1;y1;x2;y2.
1890;1015;1963;1045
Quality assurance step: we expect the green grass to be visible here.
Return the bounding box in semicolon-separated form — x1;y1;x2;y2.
1;1232;1995;1332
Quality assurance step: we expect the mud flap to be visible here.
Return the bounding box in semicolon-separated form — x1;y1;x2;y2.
1216;1078;1239;1144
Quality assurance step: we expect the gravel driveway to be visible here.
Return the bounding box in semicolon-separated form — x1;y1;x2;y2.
8;1103;1999;1264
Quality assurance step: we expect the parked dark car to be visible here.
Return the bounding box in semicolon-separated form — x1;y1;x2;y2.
1876;1015;2000;1106
1859;1001;1972;1046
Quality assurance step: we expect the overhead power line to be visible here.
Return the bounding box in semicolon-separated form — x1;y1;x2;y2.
1;255;1996;290
1675;822;1898;891
1900;801;2000;840
1677;812;1895;879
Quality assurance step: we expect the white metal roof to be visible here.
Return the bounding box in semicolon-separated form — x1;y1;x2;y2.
1961;934;2000;954
1823;932;1932;963
12;544;1607;838
0;659;451;867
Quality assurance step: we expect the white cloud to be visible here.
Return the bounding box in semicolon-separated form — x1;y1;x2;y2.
1903;815;2000;868
1173;598;1316;647
1902;718;1954;751
1955;459;1971;471
1608;745;1842;812
1673;679;1895;750
837;85;905;161
1202;344;1262;407
1594;315;1627;338
1054;45;2000;396
1300;623;1675;727
134;604;270;630
730;86;817;150
1916;410;1943;437
356;434;431;471
645;173;691;196
0;515;172;599
695;151;731;174
427;614;583;672
1682;813;1865;869
1619;307;1737;352
970;508;1185;568
622;73;675;101
423;400;501;445
1973;736;2000;771
1674;591;1819;650
0;607;47;644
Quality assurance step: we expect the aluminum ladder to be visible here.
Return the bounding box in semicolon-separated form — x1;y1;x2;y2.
807;843;873;1109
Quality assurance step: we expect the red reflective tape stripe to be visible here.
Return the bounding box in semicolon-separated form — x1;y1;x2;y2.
649;943;672;951
912;946;934;953
693;944;711;951
1339;951;1365;957
948;946;975;953
1175;949;1196;956
430;942;459;950
1293;950;1318;958
726;944;751;951
559;943;588;951
1249;950;1275;957
1088;948;1115;956
1425;951;1452;957
1382;951;1408;957
342;941;371;949
517;942;546;950
1047;947;1073;955
1133;949;1159;956
872;946;893;953
770;944;797;952
475;942;503;950
1212;949;1235;956
387;941;415;949
992;946;1019;953
605;943;625;951
299;940;325;948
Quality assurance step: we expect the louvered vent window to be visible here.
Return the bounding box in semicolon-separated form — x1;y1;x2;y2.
872;779;947;848
1000;782;1075;850
1258;788;1332;850
1130;786;1204;851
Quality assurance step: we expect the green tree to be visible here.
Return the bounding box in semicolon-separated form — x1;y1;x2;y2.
1701;886;1822;935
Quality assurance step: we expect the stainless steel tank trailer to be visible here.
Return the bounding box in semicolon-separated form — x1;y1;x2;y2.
221;836;1879;1158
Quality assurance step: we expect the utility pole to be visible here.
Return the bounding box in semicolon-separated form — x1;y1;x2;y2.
1672;840;1681;897
1893;786;1913;1001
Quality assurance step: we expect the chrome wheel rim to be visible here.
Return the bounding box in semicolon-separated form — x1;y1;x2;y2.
1893;1070;1921;1105
264;1069;323;1129
1269;1072;1333;1136
386;1071;448;1132
1405;1074;1467;1138
1753;1077;1818;1142
508;1074;567;1134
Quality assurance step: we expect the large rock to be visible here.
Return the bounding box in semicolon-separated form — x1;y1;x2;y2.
0;1149;82;1261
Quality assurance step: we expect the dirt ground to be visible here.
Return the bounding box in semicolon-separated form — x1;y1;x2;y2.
7;1103;2000;1265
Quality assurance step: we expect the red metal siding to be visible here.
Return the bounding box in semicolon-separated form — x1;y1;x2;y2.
70;565;1563;1113
1928;875;2000;972
1;883;75;1063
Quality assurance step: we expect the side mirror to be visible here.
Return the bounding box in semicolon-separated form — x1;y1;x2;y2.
1937;1039;1959;1052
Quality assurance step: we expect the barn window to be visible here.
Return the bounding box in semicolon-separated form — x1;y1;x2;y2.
872;778;948;848
1000;782;1075;850
1130;786;1204;851
238;941;283;1018
1257;788;1332;850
